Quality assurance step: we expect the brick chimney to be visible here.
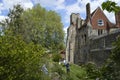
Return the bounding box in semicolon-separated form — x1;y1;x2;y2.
86;3;91;20
115;11;120;28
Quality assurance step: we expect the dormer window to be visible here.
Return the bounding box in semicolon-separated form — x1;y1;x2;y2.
98;19;104;26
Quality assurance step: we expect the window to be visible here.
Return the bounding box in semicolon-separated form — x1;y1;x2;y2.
84;34;86;43
98;29;103;35
98;19;104;26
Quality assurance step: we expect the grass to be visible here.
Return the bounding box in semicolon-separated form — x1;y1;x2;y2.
70;64;87;80
49;62;89;80
41;55;91;80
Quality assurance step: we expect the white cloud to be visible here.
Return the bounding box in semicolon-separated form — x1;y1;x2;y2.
0;16;8;21
0;3;4;14
77;0;106;14
22;2;33;9
66;3;81;15
1;0;33;10
63;26;68;41
34;0;65;10
64;15;70;24
64;2;81;24
34;0;56;7
104;10;115;23
64;26;68;34
0;0;33;21
110;0;120;6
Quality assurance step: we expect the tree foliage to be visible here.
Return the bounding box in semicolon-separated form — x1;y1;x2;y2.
0;34;45;80
52;53;62;62
2;4;65;51
112;37;120;66
102;0;120;13
3;4;24;35
0;4;65;80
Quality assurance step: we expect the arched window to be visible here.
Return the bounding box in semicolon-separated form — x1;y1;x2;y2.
98;19;104;26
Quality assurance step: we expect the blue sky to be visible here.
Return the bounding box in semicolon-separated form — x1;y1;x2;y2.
0;0;120;33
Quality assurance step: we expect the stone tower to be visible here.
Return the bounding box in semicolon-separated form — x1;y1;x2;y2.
66;13;81;63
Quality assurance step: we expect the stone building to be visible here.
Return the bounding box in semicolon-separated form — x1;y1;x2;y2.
66;3;120;66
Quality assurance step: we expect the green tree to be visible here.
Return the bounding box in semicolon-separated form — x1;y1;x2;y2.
102;0;120;13
0;34;45;80
0;4;65;80
1;4;65;51
3;4;24;35
21;4;65;50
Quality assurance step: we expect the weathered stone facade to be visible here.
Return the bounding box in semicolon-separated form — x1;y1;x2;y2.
66;3;120;66
89;30;120;66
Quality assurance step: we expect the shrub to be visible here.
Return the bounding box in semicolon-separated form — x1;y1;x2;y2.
52;53;62;62
100;59;120;80
0;35;45;80
85;62;101;79
51;63;64;76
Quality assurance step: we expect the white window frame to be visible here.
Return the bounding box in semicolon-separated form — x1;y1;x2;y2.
98;19;104;26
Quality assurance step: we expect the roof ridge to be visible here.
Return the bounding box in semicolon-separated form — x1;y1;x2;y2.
91;7;100;17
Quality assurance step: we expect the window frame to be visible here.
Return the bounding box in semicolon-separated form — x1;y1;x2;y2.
97;19;104;26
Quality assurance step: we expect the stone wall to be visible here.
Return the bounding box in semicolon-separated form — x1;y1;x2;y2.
66;13;82;63
66;25;76;63
89;29;120;66
66;12;120;66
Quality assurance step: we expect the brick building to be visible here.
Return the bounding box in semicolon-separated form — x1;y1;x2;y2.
66;3;120;66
